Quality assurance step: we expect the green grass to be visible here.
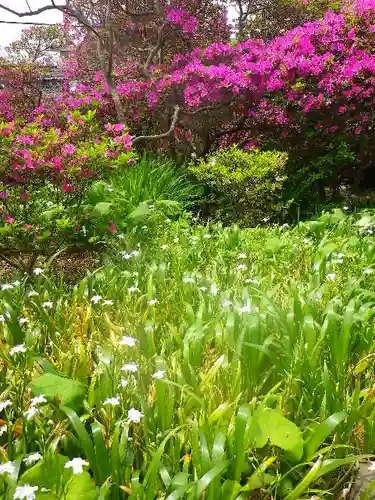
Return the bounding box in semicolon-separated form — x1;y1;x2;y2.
1;208;375;498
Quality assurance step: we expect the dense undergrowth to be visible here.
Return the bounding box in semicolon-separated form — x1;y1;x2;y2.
1;207;375;498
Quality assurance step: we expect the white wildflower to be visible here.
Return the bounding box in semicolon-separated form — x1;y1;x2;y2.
161;244;168;250
0;461;16;477
98;353;111;365
364;268;373;274
174;237;179;243
10;344;27;356
91;295;102;304
222;299;233;308
0;424;7;436
343;205;349;210
236;263;247;271
24;407;40;421
28;291;39;297
326;273;336;281
239;304;252;313
119;336;137;347
30;395;47;406
1;284;13;291
0;315;4;323
128;286;140;294
120;251;132;260
18;317;29;325
152;370;165;380
23;453;43;466
117;233;125;240
103;397;120;407
210;283;218;295
33;268;44;276
64;457;89;475
148;298;158;306
103;299;114;306
203;234;211;239
42;301;53;309
199;286;207;292
121;363;138;373
127;408;144;423
238;253;247;259
13;281;20;287
182;276;195;284
165;218;171;223
132;250;140;257
0;400;12;412
118;379;129;388
368;229;374;235
46;201;54;207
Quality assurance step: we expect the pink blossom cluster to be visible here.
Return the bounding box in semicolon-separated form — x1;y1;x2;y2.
166;8;198;33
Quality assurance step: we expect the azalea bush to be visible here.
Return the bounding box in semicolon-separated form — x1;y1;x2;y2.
0;209;375;497
50;0;375;209
0;109;136;273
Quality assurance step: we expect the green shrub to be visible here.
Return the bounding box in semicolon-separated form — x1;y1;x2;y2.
189;146;288;225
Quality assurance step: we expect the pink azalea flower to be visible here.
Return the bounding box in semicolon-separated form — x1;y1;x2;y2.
62;181;74;193
108;222;117;233
51;156;64;171
122;133;132;151
3;214;15;224
20;191;29;202
15;135;34;145
0;191;9;199
62;144;76;156
23;224;33;230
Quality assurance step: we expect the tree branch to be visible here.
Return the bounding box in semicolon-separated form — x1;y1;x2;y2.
142;22;167;78
133;105;180;144
0;2;58;17
0;1;100;38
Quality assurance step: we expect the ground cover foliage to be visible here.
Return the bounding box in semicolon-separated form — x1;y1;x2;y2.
0;208;375;498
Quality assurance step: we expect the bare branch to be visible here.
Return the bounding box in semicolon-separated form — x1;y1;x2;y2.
0;21;57;25
133;105;180;144
142;22;167;78
0;1;100;37
181;102;233;116
25;0;32;13
114;0;156;18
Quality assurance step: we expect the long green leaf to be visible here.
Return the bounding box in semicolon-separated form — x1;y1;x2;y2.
61;406;99;483
304;412;345;461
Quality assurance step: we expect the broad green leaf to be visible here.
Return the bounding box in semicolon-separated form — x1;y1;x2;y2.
30;374;86;412
93;202;112;216
128;202;151;222
254;408;304;461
